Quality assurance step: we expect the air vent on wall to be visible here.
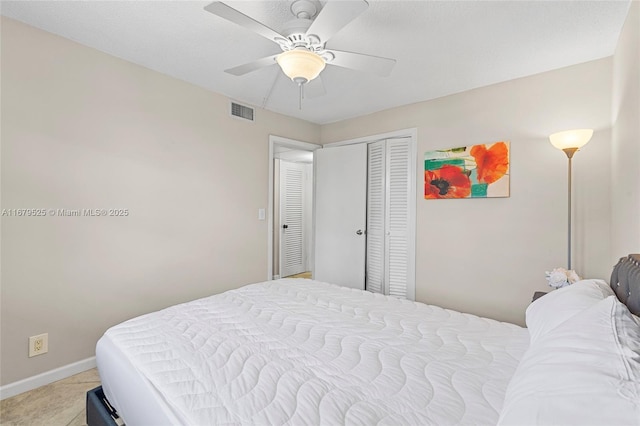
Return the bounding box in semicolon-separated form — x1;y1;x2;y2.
230;101;254;122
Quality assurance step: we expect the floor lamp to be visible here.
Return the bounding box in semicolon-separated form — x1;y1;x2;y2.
549;129;593;270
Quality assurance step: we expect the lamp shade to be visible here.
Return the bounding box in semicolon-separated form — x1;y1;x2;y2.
276;49;326;84
549;129;593;150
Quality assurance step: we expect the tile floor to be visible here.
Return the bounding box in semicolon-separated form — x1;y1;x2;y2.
0;368;100;426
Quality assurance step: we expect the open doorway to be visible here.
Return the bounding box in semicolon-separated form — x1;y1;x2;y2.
267;136;321;281
274;153;313;278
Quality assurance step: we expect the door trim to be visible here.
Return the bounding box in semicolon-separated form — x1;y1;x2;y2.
323;128;418;148
268;135;321;281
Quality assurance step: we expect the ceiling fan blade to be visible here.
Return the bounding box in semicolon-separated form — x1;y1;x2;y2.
327;49;396;77
225;54;279;76
305;0;368;44
304;76;326;99
204;2;286;43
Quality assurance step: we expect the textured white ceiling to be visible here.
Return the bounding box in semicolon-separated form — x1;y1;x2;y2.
1;0;631;124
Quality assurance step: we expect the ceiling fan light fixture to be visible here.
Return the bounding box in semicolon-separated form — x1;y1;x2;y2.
276;49;326;84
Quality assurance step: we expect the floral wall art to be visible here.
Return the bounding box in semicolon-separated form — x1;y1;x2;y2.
424;141;510;199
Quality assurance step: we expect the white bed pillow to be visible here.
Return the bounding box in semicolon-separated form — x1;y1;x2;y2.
526;279;614;343
499;295;640;426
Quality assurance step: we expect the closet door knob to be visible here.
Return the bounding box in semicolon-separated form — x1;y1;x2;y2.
356;229;363;235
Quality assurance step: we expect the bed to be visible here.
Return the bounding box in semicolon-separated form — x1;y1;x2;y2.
89;254;640;425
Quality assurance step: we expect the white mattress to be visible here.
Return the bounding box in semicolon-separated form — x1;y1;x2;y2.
96;279;529;425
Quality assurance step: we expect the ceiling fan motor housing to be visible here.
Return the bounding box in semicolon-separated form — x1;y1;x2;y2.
281;19;313;42
279;0;324;51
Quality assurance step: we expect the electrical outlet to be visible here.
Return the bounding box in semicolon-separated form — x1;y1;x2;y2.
28;333;48;357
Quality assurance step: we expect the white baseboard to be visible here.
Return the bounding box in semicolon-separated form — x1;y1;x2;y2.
0;356;97;400
273;275;281;279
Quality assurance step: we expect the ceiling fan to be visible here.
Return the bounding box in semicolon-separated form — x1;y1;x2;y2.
203;0;396;105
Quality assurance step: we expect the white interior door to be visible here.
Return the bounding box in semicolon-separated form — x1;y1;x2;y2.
280;160;306;277
314;143;367;289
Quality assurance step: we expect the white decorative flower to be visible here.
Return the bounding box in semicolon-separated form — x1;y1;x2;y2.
546;268;569;289
545;268;582;289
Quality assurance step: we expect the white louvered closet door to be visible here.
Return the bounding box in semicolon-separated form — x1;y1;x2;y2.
366;137;415;300
366;141;386;294
280;160;306;277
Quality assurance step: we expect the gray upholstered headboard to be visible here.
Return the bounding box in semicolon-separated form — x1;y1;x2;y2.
610;254;640;316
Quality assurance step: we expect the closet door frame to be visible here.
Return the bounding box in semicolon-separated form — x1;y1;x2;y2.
322;128;417;300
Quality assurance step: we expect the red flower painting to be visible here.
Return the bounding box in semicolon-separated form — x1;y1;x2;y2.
470;142;509;184
425;165;471;199
424;141;510;199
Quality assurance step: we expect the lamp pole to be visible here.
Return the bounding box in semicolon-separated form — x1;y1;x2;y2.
549;129;593;272
563;147;578;270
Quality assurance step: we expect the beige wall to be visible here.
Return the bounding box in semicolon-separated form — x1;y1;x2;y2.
0;17;320;385
322;59;613;326
612;1;640;263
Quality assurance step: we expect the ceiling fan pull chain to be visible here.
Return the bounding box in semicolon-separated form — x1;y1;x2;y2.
299;83;303;110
